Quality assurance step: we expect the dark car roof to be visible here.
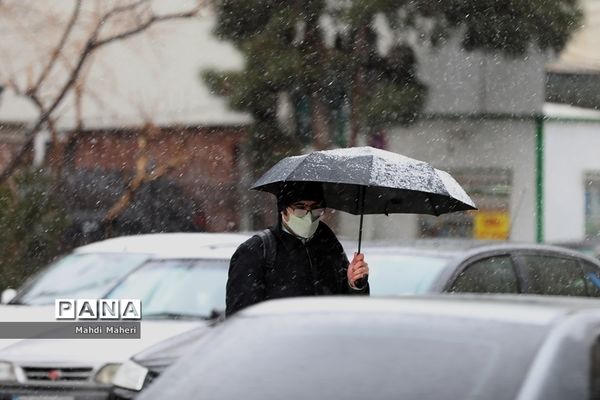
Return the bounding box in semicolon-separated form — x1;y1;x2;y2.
138;295;600;400
134;294;600;366
239;294;600;325
350;239;600;265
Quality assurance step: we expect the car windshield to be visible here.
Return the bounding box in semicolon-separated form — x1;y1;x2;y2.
16;252;148;305
106;259;228;319
366;252;450;295
144;313;548;400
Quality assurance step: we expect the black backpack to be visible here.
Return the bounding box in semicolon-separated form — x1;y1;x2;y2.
257;229;277;270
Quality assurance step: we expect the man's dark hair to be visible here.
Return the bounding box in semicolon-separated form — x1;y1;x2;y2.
276;181;325;212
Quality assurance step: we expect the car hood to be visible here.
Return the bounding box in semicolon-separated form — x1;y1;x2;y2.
0;304;56;321
133;324;212;367
0;320;206;365
0;305;56;352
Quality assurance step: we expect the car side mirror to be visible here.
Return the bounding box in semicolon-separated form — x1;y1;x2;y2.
1;288;17;304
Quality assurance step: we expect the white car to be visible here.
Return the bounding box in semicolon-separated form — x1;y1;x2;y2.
0;232;250;400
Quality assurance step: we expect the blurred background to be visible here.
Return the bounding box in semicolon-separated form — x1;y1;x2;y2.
0;0;598;289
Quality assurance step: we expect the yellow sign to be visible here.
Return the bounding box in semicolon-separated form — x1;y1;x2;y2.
474;211;510;240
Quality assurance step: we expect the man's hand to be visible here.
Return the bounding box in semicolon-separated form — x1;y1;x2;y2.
348;252;369;289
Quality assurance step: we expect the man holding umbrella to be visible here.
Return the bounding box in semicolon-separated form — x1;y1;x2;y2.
226;181;370;316
226;146;476;316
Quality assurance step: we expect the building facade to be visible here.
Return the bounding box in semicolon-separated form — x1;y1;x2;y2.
336;21;600;245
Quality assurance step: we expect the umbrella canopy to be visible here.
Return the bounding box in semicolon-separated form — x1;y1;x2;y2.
252;146;476;216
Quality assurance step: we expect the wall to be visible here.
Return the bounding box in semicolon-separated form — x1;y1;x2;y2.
544;119;600;242
414;35;547;115
337;118;538;242
0;123;28;171
71;125;246;232
336;35;545;242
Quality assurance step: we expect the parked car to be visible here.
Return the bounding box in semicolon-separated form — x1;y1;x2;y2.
351;240;600;297
1;237;154;306
111;326;210;399
0;232;250;400
2;232;247;306
137;294;600;400
111;239;600;398
552;239;600;260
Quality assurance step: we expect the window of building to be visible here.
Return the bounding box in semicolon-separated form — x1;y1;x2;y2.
420;168;512;239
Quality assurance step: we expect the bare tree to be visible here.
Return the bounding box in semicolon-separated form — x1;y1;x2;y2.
0;0;204;182
102;122;191;235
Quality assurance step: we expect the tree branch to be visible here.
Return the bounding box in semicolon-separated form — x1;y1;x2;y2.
103;153;189;224
0;0;203;183
92;5;202;48
32;0;82;91
100;0;148;22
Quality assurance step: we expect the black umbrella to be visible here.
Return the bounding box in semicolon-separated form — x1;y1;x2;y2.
252;146;476;252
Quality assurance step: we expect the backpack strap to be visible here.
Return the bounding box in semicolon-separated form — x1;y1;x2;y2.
257;229;276;270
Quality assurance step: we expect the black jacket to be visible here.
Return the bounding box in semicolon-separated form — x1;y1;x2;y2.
226;221;369;316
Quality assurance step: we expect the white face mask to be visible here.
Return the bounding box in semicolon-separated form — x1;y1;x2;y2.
285;212;320;239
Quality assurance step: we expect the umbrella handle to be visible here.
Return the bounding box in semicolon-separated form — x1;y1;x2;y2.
354;186;368;290
358;186;365;253
358;216;363;254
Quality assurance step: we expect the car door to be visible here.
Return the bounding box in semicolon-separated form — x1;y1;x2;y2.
446;253;521;294
514;251;588;296
580;260;600;297
526;319;600;400
592;335;600;400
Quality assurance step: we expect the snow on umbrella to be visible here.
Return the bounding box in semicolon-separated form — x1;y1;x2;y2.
252;146;476;251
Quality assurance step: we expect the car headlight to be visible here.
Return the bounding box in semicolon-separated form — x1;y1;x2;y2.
0;362;17;382
112;360;148;391
95;363;122;384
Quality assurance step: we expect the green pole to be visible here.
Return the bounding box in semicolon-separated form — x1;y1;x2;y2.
535;115;544;243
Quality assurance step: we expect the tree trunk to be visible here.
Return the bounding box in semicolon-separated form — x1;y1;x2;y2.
45;119;67;180
235;140;253;231
103;135;149;233
302;5;331;150
349;27;368;148
349;74;363;148
310;93;331;150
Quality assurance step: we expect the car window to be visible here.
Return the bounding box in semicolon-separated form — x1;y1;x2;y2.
364;253;450;295
450;256;519;294
107;259;229;319
581;261;600;297
16;252;149;305
520;255;587;296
